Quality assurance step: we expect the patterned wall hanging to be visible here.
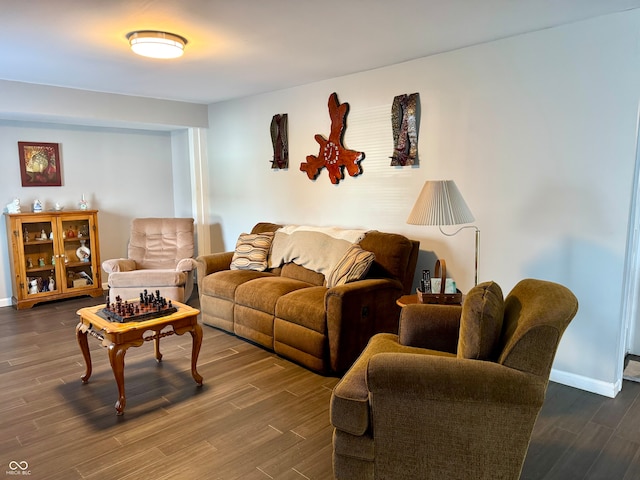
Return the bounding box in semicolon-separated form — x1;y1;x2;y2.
390;92;420;166
300;92;364;184
270;113;288;169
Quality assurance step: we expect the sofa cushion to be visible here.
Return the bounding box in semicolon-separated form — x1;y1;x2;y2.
280;262;325;286
108;269;186;288
230;232;275;271
128;217;195;270
359;231;413;283
235;276;313;314
326;245;375;288
276;286;328;333
457;281;505;360
201;269;274;300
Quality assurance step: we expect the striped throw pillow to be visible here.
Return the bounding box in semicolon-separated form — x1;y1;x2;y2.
230;232;275;271
326;244;375;288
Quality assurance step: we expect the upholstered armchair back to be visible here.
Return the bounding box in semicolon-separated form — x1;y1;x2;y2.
128;217;195;270
498;279;578;377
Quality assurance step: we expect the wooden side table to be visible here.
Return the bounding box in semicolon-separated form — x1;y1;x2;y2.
397;293;464;307
75;300;202;415
396;294;419;307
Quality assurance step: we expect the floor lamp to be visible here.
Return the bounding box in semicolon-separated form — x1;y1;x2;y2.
406;180;480;286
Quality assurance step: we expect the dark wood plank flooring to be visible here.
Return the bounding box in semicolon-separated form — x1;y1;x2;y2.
1;294;639;479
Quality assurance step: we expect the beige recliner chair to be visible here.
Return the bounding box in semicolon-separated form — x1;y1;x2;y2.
102;218;197;303
330;278;578;480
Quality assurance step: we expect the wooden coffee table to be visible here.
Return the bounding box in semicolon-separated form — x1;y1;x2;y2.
75;300;203;415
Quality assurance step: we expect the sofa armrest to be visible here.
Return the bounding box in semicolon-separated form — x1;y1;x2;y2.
325;278;404;373
398;304;462;354
102;258;137;273
195;252;233;286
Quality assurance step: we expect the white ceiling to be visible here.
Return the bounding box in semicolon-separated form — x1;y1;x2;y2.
1;0;639;105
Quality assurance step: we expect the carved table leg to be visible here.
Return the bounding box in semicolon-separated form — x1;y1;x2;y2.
75;322;92;383
108;343;128;415
154;336;163;362
190;323;204;385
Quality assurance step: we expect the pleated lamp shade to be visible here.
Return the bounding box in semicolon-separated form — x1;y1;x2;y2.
407;180;475;226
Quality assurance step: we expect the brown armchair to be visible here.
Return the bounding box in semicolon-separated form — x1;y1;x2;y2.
102;218;197;303
330;279;578;480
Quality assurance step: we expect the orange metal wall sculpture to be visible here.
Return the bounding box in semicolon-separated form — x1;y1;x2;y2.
300;92;364;184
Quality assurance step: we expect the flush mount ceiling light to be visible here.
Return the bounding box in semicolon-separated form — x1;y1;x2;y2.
126;30;187;59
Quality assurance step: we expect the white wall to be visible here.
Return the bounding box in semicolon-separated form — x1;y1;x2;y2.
207;10;640;395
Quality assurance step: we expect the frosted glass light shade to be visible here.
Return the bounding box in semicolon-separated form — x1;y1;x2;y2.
407;180;475;226
127;31;187;59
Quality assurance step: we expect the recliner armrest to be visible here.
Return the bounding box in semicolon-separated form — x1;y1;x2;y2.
398;304;462;354
176;258;197;272
102;258;137;273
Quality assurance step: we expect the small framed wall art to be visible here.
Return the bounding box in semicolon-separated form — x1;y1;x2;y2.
18;141;62;187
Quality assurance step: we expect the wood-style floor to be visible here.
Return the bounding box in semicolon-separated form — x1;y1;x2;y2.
1;293;639;480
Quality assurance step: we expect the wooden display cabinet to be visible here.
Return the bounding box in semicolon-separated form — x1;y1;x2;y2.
4;210;103;309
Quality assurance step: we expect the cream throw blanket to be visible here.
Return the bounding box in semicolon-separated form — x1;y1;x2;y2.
268;225;369;276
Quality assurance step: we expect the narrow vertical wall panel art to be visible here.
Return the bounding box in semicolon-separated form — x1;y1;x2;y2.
300;92;365;184
390;93;420;166
270;113;288;169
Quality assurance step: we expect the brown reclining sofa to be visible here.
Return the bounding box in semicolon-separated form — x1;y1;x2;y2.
196;222;419;374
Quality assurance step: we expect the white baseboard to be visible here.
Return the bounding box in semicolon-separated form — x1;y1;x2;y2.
550;368;620;398
0;297;11;308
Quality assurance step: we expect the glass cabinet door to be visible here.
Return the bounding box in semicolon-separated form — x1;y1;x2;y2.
60;216;96;291
20;218;59;296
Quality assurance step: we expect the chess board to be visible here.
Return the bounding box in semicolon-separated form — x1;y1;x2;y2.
102;290;177;323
